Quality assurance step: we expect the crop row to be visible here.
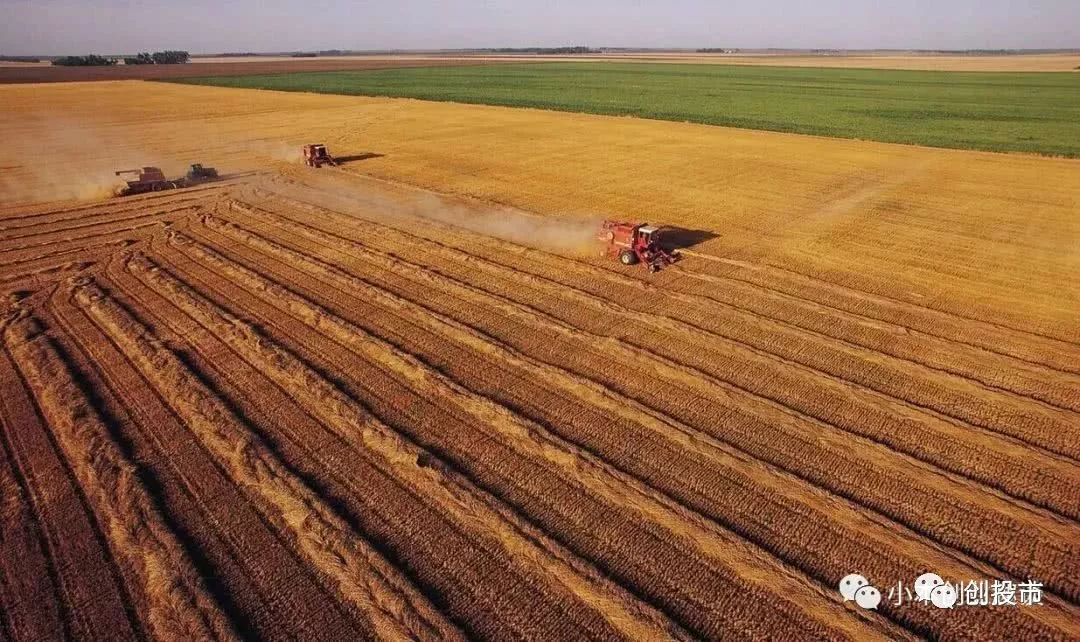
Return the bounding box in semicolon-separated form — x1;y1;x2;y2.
218;200;1080;603
183;211;1077;638
2;310;236;640
44;277;384;641
258;184;1080;412
156;224;896;640
126;247;697;641
72;278;463;641
260;195;1080;471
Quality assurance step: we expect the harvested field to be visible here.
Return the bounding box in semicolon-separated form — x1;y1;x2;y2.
0;81;1078;640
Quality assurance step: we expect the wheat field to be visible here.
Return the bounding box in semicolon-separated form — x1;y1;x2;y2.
0;80;1077;640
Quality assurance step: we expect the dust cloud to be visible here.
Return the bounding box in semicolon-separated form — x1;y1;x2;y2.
245;140;304;164
398;192;602;255
0;114;177;205
270;173;603;256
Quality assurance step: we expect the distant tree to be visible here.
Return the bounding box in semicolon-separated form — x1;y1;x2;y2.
482;46;597;54
51;54;118;66
150;50;190;64
0;55;41;63
123;52;155;65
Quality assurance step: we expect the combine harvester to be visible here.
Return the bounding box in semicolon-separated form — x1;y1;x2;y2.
597;220;680;273
302;144;338;168
114;164;219;196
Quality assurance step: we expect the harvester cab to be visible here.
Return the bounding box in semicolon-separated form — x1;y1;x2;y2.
597;220;680;273
302;144;337;168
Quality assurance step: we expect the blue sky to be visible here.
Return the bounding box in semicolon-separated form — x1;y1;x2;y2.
1;0;1076;55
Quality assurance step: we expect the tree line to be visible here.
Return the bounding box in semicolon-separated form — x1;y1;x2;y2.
52;51;190;66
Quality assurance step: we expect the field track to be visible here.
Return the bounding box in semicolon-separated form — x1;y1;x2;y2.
0;165;1077;640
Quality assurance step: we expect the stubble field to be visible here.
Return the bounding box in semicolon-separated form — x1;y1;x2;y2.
0;80;1078;641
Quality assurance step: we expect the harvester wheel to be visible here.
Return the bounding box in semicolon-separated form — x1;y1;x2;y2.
619;250;639;265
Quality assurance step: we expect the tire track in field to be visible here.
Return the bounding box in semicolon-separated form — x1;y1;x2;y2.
0;229;146;268
0;204;198;240
0;220;168;261
0;205;197;249
0;238;132;269
264;198;1080;469
0;259;98;295
2;311;239;642
0;186;229;229
47;280;374;641
72;278;464;642
182;217;1079;639
209;207;1080;606
132;243;839;642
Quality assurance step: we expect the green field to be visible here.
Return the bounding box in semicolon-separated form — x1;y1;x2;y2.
174;63;1080;156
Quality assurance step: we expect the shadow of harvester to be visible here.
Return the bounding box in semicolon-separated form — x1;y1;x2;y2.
656;227;718;252
334;153;385;164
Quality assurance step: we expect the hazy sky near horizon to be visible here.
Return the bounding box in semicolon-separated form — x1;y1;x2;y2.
1;0;1077;55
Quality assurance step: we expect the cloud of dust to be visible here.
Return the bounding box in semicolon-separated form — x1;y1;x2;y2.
402;192;601;255
244;140;303;164
271;175;603;256
0;114;179;205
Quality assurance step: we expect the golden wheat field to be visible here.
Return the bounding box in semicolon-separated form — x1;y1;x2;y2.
0;80;1078;641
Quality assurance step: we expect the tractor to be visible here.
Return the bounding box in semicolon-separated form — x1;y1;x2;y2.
185;163;218;181
597;220;680;272
302;144;337;168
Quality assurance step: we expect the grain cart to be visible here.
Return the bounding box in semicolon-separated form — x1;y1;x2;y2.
302;144;337;168
597;220;680;272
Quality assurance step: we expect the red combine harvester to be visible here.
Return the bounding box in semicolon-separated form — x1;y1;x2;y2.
114;163;219;196
114;167;175;195
597;220;680;272
302;144;337;168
